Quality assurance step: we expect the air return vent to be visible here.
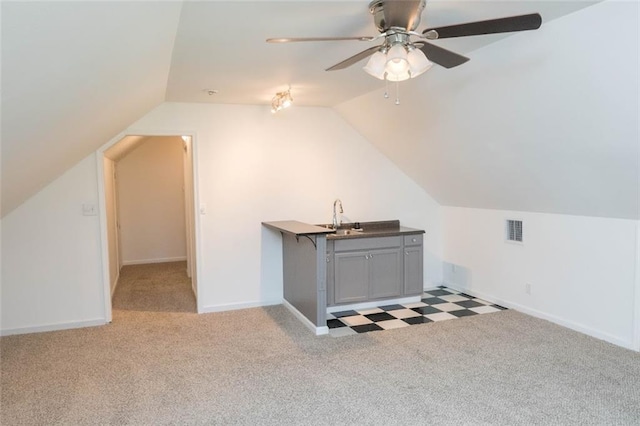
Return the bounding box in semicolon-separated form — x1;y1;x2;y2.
506;219;523;243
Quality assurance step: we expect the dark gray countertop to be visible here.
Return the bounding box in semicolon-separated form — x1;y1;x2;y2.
322;220;425;240
262;220;424;240
262;220;335;237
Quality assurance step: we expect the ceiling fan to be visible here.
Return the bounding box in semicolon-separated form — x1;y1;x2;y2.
267;0;542;82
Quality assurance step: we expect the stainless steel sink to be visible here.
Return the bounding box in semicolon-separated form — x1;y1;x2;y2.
317;223;367;237
333;228;363;236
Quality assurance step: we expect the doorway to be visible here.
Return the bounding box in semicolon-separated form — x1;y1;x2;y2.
98;134;198;319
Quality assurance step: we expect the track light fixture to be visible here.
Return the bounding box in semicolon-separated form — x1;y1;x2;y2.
271;88;293;113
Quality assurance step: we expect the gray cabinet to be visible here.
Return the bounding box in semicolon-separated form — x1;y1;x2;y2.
403;234;424;296
369;248;403;299
334;251;369;304
328;235;421;306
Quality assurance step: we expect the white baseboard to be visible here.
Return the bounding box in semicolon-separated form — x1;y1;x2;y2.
200;298;282;314
121;256;187;266
444;283;634;350
1;318;107;337
327;295;421;314
282;299;329;336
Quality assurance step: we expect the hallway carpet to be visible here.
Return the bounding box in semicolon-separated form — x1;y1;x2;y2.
112;261;196;313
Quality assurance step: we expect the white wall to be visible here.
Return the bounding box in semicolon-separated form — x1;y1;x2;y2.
1;154;105;334
103;158;119;295
116;136;186;265
442;206;638;349
1;103;443;333
128;102;443;313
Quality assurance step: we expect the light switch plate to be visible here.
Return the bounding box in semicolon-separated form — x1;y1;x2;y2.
82;203;97;216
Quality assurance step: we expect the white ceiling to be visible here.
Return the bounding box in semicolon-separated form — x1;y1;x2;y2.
1;0;607;217
166;0;598;107
103;136;151;162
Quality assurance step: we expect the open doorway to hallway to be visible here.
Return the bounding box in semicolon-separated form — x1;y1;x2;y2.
101;135;198;316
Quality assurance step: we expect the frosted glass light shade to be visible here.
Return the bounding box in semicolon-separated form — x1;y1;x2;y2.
362;43;433;82
407;48;432;78
385;43;409;78
363;51;387;80
385;70;411;82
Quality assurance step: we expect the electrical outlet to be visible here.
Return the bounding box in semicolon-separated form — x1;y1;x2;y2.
525;283;532;295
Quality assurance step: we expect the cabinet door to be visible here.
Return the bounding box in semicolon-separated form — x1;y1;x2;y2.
404;245;423;295
369;248;403;300
334;251;369;304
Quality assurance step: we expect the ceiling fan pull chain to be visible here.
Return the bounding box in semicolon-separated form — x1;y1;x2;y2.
384;78;390;99
395;81;400;105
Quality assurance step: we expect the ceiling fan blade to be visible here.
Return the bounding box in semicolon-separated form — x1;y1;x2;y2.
417;42;469;69
267;36;376;43
326;45;382;71
423;13;542;39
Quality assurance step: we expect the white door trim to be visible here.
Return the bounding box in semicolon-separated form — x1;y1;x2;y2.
96;150;113;322
96;129;203;320
634;220;640;352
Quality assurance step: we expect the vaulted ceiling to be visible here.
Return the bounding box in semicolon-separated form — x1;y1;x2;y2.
337;0;639;219
3;1;636;219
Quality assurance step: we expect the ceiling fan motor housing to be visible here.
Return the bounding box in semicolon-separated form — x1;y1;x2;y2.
369;0;426;32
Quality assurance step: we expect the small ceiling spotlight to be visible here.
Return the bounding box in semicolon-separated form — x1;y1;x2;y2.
271;88;293;113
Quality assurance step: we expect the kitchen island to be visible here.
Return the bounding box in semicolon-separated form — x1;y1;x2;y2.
262;220;425;335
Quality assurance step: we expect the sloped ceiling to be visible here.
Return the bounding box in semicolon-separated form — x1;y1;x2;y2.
3;0;623;219
336;0;639;219
1;1;182;217
103;136;151;163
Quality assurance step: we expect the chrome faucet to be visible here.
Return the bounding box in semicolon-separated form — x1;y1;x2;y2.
332;199;343;229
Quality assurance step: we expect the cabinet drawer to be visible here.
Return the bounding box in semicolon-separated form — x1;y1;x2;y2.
404;234;423;246
334;236;402;252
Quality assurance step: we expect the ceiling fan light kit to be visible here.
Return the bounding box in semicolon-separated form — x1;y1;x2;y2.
267;0;542;102
364;41;433;82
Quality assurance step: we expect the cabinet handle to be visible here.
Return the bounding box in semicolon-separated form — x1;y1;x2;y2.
369;253;373;259
405;251;409;255
365;254;369;260
326;256;330;263
412;238;417;243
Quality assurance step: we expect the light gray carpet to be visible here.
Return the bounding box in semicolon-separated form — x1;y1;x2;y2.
112;261;196;313
2;262;639;425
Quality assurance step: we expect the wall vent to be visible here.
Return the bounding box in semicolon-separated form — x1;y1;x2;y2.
506;219;523;243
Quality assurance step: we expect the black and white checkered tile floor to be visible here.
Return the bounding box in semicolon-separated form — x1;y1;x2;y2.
327;286;507;337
